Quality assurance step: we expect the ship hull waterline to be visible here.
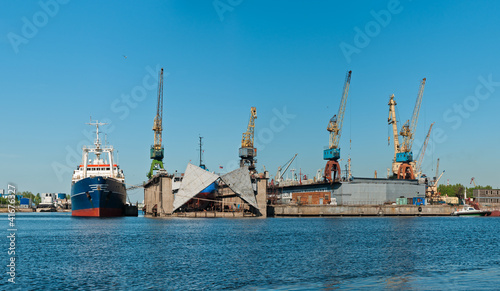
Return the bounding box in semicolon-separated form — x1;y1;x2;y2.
71;176;127;217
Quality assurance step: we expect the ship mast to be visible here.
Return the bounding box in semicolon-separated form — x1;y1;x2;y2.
86;120;107;162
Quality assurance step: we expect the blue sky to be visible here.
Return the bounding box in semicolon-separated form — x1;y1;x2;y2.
2;0;500;201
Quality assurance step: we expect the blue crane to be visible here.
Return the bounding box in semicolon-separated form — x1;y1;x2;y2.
324;70;351;182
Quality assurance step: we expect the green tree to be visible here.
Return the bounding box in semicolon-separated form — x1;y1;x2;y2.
437;184;466;198
34;193;41;206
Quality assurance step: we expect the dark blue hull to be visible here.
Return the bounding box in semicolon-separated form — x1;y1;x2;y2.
71;176;127;217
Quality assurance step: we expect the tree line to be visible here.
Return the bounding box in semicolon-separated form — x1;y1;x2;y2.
0;191;70;206
437;184;492;199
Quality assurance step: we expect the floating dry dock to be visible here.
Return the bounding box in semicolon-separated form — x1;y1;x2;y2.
143;164;267;218
269;177;426;206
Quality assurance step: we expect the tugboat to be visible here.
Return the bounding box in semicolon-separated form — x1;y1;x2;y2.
71;121;127;217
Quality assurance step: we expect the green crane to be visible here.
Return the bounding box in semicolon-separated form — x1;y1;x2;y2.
147;68;165;179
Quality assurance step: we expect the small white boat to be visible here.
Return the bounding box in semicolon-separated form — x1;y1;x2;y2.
452;205;490;216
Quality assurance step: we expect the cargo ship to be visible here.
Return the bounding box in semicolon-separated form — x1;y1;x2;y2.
71;121;127;217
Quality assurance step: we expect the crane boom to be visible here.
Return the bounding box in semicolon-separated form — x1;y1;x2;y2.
414;122;434;177
435;170;445;185
400;78;426;153
153;68;164;150
328;70;352;149
241;107;257;148
277;153;298;181
435;158;440;179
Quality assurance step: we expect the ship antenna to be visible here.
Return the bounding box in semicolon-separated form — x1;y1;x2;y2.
86;119;108;161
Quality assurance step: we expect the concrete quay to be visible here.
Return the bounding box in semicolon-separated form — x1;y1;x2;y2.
271;204;458;217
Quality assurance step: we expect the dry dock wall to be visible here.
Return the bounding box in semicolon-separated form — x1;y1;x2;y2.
273;205;456;217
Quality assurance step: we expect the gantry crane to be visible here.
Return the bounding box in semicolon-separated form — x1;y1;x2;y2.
414;122;434;178
147;68;165;179
324;70;352;182
388;78;426;179
239;107;257;172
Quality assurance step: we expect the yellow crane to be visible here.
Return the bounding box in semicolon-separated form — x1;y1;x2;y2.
147;68;165;179
387;78;426;179
324;70;352;182
427;158;445;199
239;107;257;171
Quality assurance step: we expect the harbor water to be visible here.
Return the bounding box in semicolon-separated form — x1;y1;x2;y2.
2;213;500;290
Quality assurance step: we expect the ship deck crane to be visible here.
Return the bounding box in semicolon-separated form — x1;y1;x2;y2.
239;107;257;172
388;78;426;179
147;68;165;179
324;70;352;182
414;122;434;178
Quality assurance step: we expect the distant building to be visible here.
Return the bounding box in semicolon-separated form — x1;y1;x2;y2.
473;189;500;204
0;189;4;195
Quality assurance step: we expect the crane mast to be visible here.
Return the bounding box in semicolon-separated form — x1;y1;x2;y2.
147;68;165;179
239;107;257;172
324;70;352;182
388;94;400;161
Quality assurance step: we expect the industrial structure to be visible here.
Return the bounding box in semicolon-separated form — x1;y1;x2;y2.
147;68;165;179
274;153;298;185
388;78;426;179
427;158;445;199
143;105;268;218
143;165;268;218
138;69;455;217
414;122;434;178
323;70;351;182
239;107;257;172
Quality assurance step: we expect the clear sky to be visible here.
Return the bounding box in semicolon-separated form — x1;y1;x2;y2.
2;0;500;201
